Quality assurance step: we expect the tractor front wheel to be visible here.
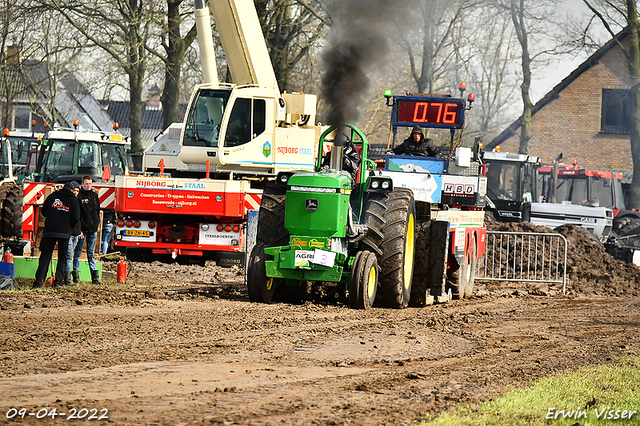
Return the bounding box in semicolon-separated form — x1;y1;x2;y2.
348;251;378;309
246;243;276;303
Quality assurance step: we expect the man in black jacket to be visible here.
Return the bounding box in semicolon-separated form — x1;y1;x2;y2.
389;125;440;156
74;176;102;284
34;181;81;288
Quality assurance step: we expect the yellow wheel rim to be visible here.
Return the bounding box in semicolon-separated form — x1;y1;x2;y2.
367;264;377;299
403;213;415;290
266;277;274;291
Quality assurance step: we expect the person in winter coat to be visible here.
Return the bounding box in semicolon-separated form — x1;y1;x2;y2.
74;176;102;284
389;125;440;157
33;181;81;288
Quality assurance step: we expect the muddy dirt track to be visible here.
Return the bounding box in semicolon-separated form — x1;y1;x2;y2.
1;226;640;425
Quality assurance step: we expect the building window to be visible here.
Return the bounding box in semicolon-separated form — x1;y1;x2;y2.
13;106;31;130
601;89;630;133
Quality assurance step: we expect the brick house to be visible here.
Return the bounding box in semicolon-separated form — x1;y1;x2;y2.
486;29;632;176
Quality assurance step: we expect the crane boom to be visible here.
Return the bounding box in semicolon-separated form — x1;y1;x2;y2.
195;0;219;87
206;0;279;90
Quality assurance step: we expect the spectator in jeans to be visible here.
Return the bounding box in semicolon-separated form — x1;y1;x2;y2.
64;184;81;284
75;176;102;284
101;209;116;254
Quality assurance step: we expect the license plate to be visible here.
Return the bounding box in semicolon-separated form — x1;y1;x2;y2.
123;230;150;237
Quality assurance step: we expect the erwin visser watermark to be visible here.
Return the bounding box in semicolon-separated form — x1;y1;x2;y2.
546;407;637;421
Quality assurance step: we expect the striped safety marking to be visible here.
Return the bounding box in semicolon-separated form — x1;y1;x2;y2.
22;205;34;230
98;187;115;209
23;183;47;205
243;193;262;212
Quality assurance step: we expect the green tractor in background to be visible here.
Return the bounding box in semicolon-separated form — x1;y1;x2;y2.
247;124;416;309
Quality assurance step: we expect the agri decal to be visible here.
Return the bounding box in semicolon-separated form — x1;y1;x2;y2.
262;141;271;158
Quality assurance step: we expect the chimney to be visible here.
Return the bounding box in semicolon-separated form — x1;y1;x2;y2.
6;45;22;66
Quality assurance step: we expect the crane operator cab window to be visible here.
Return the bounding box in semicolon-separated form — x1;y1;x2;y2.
183;89;230;148
224;97;266;147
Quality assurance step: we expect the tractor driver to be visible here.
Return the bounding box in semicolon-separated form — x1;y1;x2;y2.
321;132;361;187
387;125;440;157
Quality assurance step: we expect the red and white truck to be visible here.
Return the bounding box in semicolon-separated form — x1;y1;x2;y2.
113;175;261;263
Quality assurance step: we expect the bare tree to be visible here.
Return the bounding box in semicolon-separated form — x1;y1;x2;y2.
508;0;533;154
146;0;197;128
254;0;329;92
41;0;153;167
394;0;475;95
492;0;575;154
459;7;521;141
581;0;640;207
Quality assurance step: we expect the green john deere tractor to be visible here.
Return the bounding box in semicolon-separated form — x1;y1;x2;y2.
247;124;416;309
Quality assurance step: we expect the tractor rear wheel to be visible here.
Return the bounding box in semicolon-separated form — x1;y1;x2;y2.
348;251;378;309
248;182;289;303
256;182;288;246
362;189;415;308
1;183;22;238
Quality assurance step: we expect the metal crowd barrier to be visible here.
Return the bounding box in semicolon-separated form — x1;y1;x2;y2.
476;231;568;293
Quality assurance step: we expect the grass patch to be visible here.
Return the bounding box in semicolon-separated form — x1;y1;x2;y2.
419;357;640;426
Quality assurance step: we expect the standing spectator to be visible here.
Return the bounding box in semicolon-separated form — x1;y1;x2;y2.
33;181;80;288
101;209;116;255
64;184;81;284
75;176;102;284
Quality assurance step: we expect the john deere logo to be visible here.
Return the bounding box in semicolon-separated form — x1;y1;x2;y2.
305;199;318;211
263;141;271;158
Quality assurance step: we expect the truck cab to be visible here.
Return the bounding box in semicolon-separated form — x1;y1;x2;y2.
29;127;130;184
482;151;540;222
537;164;625;213
1;129;44;183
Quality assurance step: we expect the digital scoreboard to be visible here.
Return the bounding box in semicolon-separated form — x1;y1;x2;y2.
393;96;465;129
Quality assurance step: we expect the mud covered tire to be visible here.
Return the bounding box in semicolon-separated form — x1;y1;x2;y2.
246;243;276;303
248;182;289;303
447;267;464;299
447;234;476;300
1;183;22;238
348;251;378;309
0;182;14;236
362;189;416;309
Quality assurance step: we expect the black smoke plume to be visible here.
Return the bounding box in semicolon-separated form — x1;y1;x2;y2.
320;0;402;129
